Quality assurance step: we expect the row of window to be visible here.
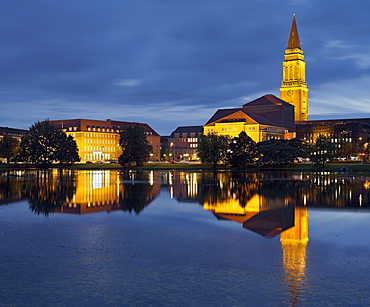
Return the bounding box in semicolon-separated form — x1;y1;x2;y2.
86;127;116;133
84;139;116;145
170;138;197;143
207;127;258;133
220;127;238;132
174;133;197;138
83;146;117;152
249;106;275;112
83;133;116;138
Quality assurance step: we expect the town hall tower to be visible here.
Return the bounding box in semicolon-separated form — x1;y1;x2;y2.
280;15;308;122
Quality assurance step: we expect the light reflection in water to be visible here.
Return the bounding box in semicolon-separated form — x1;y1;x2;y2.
2;170;370;304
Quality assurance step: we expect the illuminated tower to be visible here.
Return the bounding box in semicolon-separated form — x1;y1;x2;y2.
280;15;308;122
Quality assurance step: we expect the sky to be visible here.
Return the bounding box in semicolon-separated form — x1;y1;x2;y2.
1;0;370;135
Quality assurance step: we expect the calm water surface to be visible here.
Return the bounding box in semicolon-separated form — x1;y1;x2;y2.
1;169;370;306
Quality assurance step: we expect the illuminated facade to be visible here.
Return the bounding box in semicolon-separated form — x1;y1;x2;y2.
296;118;370;157
280;15;309;122
204;95;295;142
49;119;160;162
168;126;203;160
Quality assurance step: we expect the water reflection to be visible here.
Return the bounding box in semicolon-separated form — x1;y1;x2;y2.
0;170;161;215
1;170;369;215
2;169;369;305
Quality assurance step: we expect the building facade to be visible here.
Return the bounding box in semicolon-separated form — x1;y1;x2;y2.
49;119;160;162
204;95;295;142
280;15;309;122
168;126;203;160
296;118;370;157
0;126;27;140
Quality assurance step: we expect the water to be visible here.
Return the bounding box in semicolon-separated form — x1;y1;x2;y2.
1;169;370;306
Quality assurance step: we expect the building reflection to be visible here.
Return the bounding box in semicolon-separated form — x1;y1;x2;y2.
202;187;309;307
55;170;161;215
1;170;370;216
57;170;121;214
168;171;370;209
0;170;160;215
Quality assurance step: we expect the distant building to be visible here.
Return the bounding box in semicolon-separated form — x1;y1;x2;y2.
204;95;295;142
168;126;203;160
49;119;160;162
296;118;370;157
0;126;27;140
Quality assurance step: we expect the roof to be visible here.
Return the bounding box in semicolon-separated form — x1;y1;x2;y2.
206;108;287;128
296;118;370;126
245;112;282;126
287;15;301;49
243;206;294;238
49;118;160;136
170;125;203;135
0;126;27;136
205;108;242;125
243;94;293;107
110;120;160;136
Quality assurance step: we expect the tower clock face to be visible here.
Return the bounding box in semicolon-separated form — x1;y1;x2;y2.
287;90;294;97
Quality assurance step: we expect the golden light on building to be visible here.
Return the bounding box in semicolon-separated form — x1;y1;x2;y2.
280;15;309;122
48;119;161;162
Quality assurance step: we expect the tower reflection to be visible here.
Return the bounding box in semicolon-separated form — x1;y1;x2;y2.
280;206;308;307
202;183;308;307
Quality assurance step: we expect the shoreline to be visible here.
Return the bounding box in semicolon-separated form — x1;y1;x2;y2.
2;162;370;174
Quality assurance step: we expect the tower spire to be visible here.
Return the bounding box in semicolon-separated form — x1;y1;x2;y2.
280;15;309;122
287;14;301;49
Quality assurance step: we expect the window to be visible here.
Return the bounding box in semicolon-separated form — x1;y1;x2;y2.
249;106;275;112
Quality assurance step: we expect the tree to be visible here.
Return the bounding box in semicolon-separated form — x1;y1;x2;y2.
336;137;358;160
256;139;306;166
18;120;80;165
310;134;335;167
288;138;309;156
119;125;153;167
197;133;231;167
54;134;80;164
227;131;257;168
0;134;19;163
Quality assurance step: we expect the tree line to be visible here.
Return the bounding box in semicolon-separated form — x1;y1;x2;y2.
197;131;356;168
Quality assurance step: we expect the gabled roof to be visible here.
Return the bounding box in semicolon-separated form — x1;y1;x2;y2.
111;120;160;136
243;94;293;107
245;112;281;126
287;15;301;49
170;125;203;135
205;108;242;125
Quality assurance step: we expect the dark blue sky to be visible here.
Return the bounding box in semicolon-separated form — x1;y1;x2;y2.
1;0;370;135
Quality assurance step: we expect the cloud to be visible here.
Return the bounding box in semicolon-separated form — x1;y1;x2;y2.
115;79;142;87
2;0;370;135
310;75;370;118
320;40;370;69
